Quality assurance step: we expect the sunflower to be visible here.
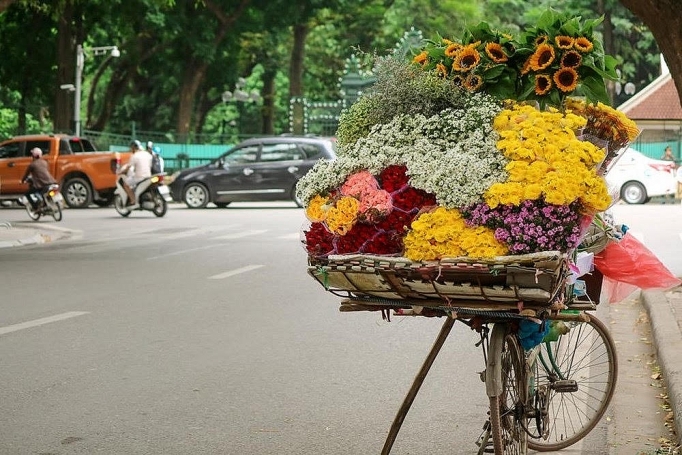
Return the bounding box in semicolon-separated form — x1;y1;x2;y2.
445;42;462;58
464;73;484;91
520;57;532;75
553;67;579;92
574;36;594;53
436;62;448;78
485;42;508;63
413;51;428;65
451;74;465;87
555;35;574;49
534;74;552;95
452;46;481;72
561;50;582;68
534;35;549;46
529;44;555;71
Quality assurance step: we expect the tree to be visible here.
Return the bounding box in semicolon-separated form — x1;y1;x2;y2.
619;0;682;106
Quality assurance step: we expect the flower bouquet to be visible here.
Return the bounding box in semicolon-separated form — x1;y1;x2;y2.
298;10;639;309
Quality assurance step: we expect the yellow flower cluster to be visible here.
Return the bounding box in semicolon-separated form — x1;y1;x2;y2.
403;207;508;261
323;196;359;235
305;194;330;222
485;103;611;213
564;97;640;151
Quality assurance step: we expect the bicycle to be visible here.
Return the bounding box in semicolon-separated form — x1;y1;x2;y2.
310;252;618;454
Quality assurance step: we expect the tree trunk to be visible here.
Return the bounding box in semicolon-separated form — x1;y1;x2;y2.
597;0;616;104
289;23;308;135
175;0;251;138
261;67;276;135
55;2;75;134
619;0;682;105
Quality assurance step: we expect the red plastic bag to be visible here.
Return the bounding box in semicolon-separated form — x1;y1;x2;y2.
594;234;681;303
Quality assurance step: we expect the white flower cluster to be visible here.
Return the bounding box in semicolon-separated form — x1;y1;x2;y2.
295;92;508;207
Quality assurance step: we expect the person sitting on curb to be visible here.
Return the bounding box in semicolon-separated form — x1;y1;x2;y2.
118;140;152;206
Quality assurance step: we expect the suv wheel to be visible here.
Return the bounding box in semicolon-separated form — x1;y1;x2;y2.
183;183;209;208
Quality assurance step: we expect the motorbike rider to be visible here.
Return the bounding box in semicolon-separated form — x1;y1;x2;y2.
118;140;152;206
21;147;56;210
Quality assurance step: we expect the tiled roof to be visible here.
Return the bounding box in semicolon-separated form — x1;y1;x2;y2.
618;73;682;120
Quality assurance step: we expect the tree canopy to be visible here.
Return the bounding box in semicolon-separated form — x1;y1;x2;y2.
0;0;667;142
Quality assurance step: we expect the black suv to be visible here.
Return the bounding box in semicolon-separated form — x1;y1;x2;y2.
168;135;336;208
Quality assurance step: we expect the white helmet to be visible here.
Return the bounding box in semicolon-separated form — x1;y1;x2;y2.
30;147;42;158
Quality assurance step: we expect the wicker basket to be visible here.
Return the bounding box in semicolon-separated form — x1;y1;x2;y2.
308;251;569;308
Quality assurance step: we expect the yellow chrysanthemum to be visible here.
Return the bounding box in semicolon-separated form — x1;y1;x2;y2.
324;196;359;235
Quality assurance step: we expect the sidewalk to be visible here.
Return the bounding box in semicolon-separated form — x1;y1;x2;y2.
641;286;682;443
0;221;77;248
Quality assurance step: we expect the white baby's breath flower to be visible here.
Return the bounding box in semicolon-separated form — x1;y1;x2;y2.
295;90;508;207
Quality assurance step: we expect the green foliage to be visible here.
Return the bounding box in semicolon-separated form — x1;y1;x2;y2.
336;56;476;148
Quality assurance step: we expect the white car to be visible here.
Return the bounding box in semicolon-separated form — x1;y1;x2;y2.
604;148;677;204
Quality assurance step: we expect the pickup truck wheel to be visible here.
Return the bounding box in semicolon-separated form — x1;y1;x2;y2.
183;183;209;208
63;177;93;208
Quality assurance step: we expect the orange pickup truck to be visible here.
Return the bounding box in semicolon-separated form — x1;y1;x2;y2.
0;134;131;208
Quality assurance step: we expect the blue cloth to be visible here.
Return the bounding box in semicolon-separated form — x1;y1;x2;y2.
518;319;550;350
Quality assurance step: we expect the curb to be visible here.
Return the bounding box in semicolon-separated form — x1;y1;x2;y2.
641;288;682;440
0;222;80;248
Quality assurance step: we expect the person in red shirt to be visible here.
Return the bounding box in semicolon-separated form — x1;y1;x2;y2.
21;147;56;210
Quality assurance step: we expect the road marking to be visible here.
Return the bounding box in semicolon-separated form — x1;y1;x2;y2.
147;243;232;260
208;264;264;280
212;229;267;240
0;311;89;336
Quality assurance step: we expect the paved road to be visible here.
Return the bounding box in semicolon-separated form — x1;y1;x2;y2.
0;203;675;454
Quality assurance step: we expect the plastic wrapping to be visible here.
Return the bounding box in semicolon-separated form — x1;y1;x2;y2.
593;234;681;303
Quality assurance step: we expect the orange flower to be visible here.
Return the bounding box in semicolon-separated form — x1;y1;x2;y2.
445;43;462;58
529;44;555;71
553;67;579;92
452;46;480;72
485;42;508;63
451;74;465;87
561;50;582;68
464;73;484;91
574;36;594;53
520;57;532;75
413;51;428;65
555;35;574;49
534;35;549;46
534;74;552;95
436;62;448;77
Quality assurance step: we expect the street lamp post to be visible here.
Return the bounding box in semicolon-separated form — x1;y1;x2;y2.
74;43;120;136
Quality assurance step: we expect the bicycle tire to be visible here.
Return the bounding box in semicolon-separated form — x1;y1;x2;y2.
488;323;528;455
527;315;618;451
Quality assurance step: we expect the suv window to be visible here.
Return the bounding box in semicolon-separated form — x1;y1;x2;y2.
25;140;51;156
223;144;259;164
261;143;302;162
0;142;22;159
300;143;327;159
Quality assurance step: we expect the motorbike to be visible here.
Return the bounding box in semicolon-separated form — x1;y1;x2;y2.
114;174;172;217
20;182;65;222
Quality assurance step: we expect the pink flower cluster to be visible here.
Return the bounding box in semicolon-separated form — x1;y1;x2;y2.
304;165;437;257
462;198;583;254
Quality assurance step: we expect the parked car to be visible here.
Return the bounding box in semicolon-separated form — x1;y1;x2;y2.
605;148;677;204
168;135;337;208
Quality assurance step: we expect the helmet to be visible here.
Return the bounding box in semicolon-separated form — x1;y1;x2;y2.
130;140;142;150
146;141;154;150
30;147;42;158
153;146;161;155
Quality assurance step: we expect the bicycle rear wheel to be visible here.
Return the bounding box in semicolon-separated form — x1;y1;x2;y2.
527;315;618;451
488;323;528;454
